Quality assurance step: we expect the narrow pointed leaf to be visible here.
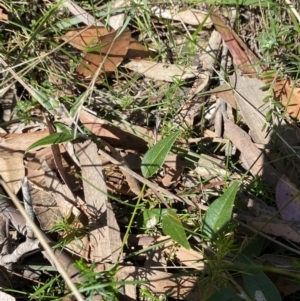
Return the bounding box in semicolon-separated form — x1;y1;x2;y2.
202;182;239;240
26;132;79;153
141;131;180;178
162;209;190;249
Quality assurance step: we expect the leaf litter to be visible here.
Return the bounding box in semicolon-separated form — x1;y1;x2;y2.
0;0;300;300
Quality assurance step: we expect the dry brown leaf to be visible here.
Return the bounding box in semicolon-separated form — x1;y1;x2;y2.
76;140;122;263
0;9;8;21
126;38;155;59
156;239;205;270
211;83;237;108
161;237;204;270
161;166;180;187
124;59;197;82
151;7;212;27
174;244;205;269
224;118;280;188
80;110;150;152
26;159;45;187
248;220;300;243
61;27;114;51
230;70;272;144
77;29;131;79
105;143;141;196
61;27;131;80
273;77;300;119
0;153;24;194
210;12;259;74
0;130;49;152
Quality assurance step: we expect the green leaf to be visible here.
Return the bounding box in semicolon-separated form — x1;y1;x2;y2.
141;131;181;178
26;132;79;153
33;89;59;116
53;121;72;134
70;92;88;117
239;254;282;301
162;209;190;249
207;288;239;301
142;209;168;229
202;182;239;240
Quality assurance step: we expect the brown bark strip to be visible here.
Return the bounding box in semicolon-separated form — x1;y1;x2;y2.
76;140;122;263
